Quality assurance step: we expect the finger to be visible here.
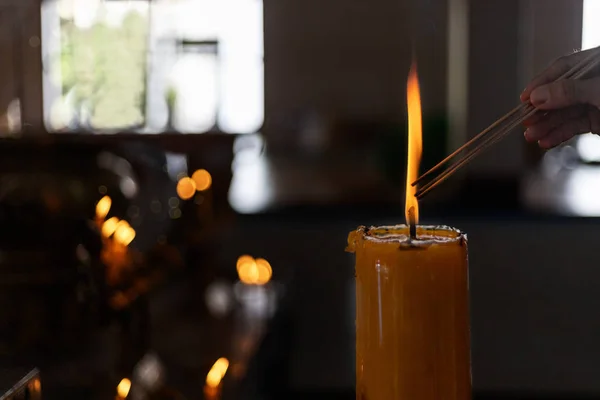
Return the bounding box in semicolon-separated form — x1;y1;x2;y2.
538;117;591;149
530;77;600;110
520;50;590;102
524;107;587;142
523;111;546;127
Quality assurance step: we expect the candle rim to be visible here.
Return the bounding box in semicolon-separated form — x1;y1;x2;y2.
350;224;467;247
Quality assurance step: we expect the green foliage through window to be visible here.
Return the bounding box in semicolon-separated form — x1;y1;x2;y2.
57;6;148;130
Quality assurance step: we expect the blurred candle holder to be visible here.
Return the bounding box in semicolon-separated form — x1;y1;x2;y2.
100;217;137;286
234;255;277;318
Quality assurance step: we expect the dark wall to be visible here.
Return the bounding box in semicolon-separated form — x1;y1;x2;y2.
263;0;584;179
263;0;448;150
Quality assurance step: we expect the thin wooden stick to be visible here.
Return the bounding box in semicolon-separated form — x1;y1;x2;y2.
416;105;535;198
411;104;522;187
416;106;536;198
412;48;600;199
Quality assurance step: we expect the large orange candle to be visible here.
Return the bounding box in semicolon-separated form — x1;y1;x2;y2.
345;60;471;399
347;224;471;400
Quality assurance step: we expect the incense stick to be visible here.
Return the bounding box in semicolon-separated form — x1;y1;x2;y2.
416;106;536;199
412;48;600;199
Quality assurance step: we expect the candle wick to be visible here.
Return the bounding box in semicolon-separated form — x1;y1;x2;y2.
408;206;417;240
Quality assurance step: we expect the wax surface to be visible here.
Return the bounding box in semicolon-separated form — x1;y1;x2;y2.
347;224;471;400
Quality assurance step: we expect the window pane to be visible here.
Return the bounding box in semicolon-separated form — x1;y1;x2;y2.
42;0;264;134
218;0;264;134
42;0;149;132
170;50;218;133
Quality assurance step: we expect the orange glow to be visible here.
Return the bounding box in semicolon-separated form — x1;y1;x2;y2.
101;217;120;238
114;220;129;236
236;255;255;273
117;378;131;398
238;257;259;284
237;255;272;285
206;357;229;388
176;177;196;200
192;169;212;191
96;195;112;219
114;220;136;246
405;61;423;225
255;258;273;285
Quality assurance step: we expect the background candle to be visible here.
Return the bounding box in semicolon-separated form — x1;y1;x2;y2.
347;224;471;400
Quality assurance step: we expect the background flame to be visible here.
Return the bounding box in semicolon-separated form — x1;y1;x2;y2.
405;61;423;225
117;378;131;398
206;357;230;388
95;195;112;220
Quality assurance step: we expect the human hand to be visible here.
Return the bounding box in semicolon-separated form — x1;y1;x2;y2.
520;47;600;149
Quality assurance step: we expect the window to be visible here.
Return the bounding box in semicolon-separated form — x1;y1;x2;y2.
41;0;264;134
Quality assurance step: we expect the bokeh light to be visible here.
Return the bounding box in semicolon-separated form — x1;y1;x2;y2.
236;255;255;273
237;255;272;285
255;258;273;285
101;216;120;238
177;176;196;200
206;357;229;388
96;195;112;219
114;220;136;246
117;378;131;398
192;169;212;191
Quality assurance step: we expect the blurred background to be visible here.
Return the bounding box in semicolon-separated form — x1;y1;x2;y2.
1;0;600;399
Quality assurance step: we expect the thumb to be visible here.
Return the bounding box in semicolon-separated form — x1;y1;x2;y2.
530;78;600;110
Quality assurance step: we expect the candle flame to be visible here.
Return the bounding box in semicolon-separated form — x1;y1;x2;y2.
206;357;229;388
405;61;423;225
117;378;131;398
255;258;273;285
96;195;111;219
101;216;120;238
191;169;212;191
236;255;273;285
176;177;196;200
114;220;136;246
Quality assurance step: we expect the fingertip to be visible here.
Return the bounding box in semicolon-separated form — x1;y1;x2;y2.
525;125;549;142
538;138;555;150
530;86;550;108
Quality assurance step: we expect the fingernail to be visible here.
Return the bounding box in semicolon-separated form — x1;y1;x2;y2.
531;87;549;106
538;139;552;149
524;129;531;141
520;88;528;102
